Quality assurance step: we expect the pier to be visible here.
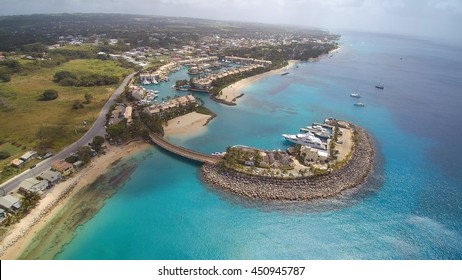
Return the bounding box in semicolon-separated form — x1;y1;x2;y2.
149;134;221;164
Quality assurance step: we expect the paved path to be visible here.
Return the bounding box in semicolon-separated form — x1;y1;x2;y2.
0;72;136;195
149;134;221;164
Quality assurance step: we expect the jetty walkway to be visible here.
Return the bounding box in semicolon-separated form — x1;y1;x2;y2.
149;134;221;164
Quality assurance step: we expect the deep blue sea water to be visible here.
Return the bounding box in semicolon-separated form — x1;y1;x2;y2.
56;32;462;260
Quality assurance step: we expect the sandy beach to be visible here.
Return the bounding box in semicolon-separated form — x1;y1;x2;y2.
163;112;213;136
0;140;150;260
217;60;299;104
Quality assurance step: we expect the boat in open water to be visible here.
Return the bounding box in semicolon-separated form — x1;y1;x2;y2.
350;92;361;98
354;102;365;107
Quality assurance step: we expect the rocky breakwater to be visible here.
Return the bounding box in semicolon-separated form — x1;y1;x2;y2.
201;124;375;201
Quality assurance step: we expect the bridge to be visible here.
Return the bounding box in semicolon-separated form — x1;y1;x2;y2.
149;134;221;164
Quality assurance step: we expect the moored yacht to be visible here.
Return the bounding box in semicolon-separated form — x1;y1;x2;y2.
282;132;326;150
350;92;361;98
300;125;331;139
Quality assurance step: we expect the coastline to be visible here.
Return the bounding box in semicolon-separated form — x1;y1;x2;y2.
201;124;375;201
163;112;213;136
0;140;150;260
216;60;298;104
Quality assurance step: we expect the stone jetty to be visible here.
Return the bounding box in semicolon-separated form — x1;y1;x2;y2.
201;124;374;201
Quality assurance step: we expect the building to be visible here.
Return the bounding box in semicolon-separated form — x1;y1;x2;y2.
20;151;37;162
0;208;6;223
51;160;74;177
124;106;133;124
129;85;146;101
149;95;196;114
73;161;84;169
38;169;61;185
10;158;25;168
0;195;22;211
19;178;49;194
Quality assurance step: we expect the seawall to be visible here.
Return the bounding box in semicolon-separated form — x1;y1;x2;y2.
200;124;375;201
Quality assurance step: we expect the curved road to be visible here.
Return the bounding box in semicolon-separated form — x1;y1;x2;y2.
0;72;136;195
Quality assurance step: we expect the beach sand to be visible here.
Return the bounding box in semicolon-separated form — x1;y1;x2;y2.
217;60;298;104
0;140;150;260
163;111;212;136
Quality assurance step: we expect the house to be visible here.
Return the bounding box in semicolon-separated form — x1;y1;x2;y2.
38;169;61;185
0;208;6;223
0;195;22;211
20;151;37;162
10;158;25;168
73;161;84;169
51;160;74;177
129;85;146;100
123;106;133;124
18;178;49;194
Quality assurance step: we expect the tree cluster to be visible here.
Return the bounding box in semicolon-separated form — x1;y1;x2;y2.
53;70;119;87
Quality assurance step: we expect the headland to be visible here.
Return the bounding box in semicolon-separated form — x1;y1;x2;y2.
201;122;374;201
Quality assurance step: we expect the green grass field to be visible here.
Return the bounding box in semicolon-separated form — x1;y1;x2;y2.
0;58;132;181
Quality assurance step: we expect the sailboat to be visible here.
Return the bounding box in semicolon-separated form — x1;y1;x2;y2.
375;78;384;90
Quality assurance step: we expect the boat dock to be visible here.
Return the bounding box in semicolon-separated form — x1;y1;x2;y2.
149;134;221;164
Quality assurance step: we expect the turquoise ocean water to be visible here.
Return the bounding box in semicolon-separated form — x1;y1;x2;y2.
56;32;462;259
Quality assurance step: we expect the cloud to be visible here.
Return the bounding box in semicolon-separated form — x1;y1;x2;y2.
427;0;462;14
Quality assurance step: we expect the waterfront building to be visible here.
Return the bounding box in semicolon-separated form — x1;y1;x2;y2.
51;160;74;177
0;195;22;212
18;178;49;195
38;169;61;185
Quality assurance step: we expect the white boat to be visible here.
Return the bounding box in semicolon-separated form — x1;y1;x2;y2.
350;92;361;98
354;102;365;107
300;125;331;139
142;80;150;85
282;132;326;150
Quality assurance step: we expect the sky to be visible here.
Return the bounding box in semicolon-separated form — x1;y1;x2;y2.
1;0;462;41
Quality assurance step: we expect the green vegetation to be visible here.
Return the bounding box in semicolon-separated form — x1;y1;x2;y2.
39;89;59;101
226;42;338;62
0;57;134;183
53;70;119;87
210;66;269;96
91;136;105;152
76;146;93;164
3;192;41;227
0;151;10;160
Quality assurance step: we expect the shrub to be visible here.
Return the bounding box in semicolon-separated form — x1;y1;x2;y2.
0;151;10;160
0;73;11;82
53;70;76;82
39;89;58;101
72;100;84;110
84;93;93;104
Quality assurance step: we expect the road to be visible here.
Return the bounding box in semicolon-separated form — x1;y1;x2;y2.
0;72;136;195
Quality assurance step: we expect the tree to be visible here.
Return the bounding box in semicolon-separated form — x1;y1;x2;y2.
39;89;58;101
84;93;93;104
76;146;92;164
53;70;76;82
72;100;84;110
0;151;10;160
0;73;11;82
91;135;105;152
